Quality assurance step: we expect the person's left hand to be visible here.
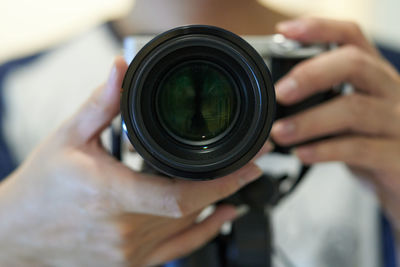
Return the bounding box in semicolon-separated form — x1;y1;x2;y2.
0;56;267;267
271;18;400;236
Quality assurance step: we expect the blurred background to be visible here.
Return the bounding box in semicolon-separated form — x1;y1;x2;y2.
0;0;399;266
1;0;399;63
261;0;400;48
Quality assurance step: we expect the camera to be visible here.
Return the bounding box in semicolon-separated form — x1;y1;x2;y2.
118;25;339;180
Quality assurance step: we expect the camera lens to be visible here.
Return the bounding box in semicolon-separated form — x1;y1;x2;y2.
121;25;275;180
157;61;238;144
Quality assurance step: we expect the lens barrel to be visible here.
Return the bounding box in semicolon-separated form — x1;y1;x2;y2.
121;25;275;180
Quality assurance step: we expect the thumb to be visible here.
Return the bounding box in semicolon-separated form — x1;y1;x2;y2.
64;56;128;145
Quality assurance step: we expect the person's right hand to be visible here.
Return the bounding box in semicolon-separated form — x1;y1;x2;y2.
0;57;264;267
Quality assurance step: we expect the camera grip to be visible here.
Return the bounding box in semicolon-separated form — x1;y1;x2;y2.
273;88;341;154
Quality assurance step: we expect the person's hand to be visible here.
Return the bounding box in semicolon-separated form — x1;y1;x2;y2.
271;18;400;236
0;57;265;267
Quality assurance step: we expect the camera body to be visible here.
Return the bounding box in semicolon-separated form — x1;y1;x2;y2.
114;27;341;267
117;26;337;179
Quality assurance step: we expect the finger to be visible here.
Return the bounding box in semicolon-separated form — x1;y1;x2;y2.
347;165;375;182
120;212;199;263
64;56;128;145
271;94;400;145
341;164;400;205
146;204;239;266
110;162;262;217
275;45;396;105
276;17;378;56
117;210;200;240
294;137;400;174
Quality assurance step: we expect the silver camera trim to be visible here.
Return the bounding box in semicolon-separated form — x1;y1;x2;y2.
123;34;329;66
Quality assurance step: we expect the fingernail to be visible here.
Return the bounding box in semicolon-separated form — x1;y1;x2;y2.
238;165;262;186
295;147;315;161
276;77;298;101
276;20;306;34
272;120;296;137
235;204;250;218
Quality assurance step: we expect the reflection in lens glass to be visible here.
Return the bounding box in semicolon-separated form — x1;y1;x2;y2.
157;62;237;142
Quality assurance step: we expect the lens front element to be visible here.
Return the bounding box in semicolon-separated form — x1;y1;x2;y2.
121;25;275;179
157;61;238;144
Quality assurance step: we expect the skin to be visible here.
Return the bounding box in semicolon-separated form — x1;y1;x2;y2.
271;18;400;240
0;57;270;266
2;15;397;265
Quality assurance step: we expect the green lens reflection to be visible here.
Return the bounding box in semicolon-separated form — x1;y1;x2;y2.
157;62;237;142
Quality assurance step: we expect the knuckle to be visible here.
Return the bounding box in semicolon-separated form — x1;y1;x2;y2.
352;138;373;161
344;94;366;121
162;191;185;218
291;62;314;86
169;190;201;218
347;21;363;37
176;201;191;218
343;45;368;77
322;139;361;163
346;45;367;65
215;180;238;199
311;142;335;162
347;94;375;132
